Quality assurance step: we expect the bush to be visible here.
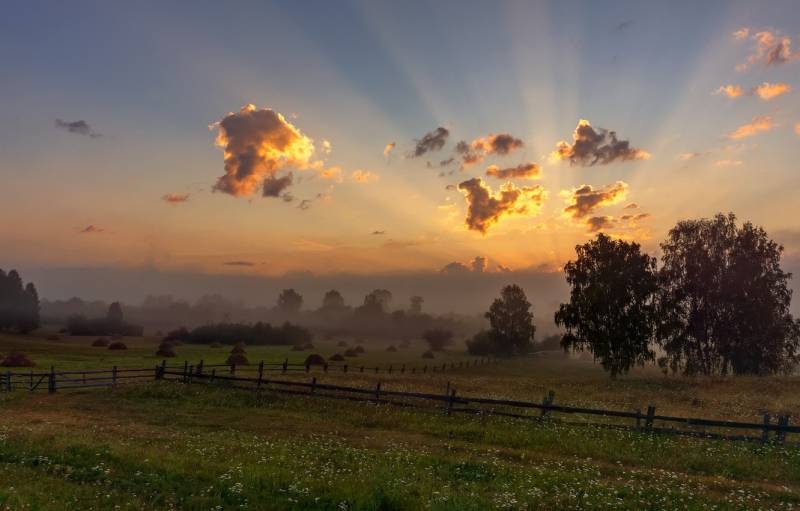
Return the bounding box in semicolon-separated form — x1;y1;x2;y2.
226;353;249;365
1;352;35;367
466;330;493;356
91;337;109;347
423;329;454;351
329;353;345;362
386;345;397;352
156;342;176;357
421;350;435;359
108;341;127;350
304;354;326;366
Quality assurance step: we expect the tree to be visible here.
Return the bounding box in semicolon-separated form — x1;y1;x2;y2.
357;289;393;316
0;269;40;333
555;234;658;376
422;328;453;351
321;289;345;310
409;296;424;315
485;284;535;356
277;289;303;314
657;213;800;375
107;302;124;326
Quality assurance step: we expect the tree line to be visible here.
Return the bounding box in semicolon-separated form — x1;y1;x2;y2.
0;269;39;333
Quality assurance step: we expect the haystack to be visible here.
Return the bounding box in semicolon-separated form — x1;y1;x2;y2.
302;342;315;350
156;342;176;357
329;353;345;362
230;342;246;354
0;352;35;367
91;337;110;347
304;353;326;366
226;353;249;365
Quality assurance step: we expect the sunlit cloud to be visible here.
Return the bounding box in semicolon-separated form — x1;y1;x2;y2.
321;139;332;154
795;123;800;136
728;115;774;140
210;104;319;197
752;82;791;100
485;162;542;180
319;166;343;182
383;142;396;161
550;120;649;166
678;151;707;161
351;170;379;183
713;84;744;98
714;159;743;167
561;181;628;219
458;178;546;234
455;133;524;167
735;28;797;71
161;193;190;204
440;255;491;274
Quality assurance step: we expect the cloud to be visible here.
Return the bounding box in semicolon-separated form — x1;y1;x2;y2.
485;162;542;180
319;166;343;182
586;216;616;232
455;133;524;166
223;261;256;267
713;84;744;98
383;142;396;161
440;256;490;274
561;181;628;219
262;174;294;197
55;119;101;138
623;202;639;210
321;139;332;154
79;225;104;234
752;82;791;100
440;261;470;274
351;170;379;183
161;193;190;204
471;256;488;273
371;230;385;235
616;20;634;32
713;159;743;167
410;127;449;157
210;104;318;197
728;115;774;140
735;29;797;71
550;120;650;166
458;177;546;233
796;123;800;137
678;151;707;161
297;199;312;210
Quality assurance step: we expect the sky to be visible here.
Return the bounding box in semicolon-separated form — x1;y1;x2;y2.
1;0;800;311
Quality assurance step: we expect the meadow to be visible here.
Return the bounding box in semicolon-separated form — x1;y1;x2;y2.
2;332;800;510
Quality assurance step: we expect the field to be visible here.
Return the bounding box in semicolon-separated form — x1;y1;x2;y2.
2;333;800;510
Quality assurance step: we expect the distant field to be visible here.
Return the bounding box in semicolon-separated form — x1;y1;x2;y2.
2;332;800;509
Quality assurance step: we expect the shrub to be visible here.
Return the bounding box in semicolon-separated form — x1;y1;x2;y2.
329;353;345;362
226;353;249;365
0;352;35;367
421;350;435;359
108;341;127;350
422;329;454;351
304;354;326;366
91;337;109;347
386;345;398;352
466;330;493;356
156;342;176;357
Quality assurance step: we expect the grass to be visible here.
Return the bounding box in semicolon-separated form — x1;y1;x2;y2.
2;333;800;509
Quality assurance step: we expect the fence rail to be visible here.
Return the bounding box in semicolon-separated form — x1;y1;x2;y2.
2;361;796;443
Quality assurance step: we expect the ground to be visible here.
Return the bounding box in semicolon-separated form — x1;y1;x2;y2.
1;333;800;510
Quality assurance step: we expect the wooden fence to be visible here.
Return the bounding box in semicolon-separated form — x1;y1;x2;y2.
3;361;797;444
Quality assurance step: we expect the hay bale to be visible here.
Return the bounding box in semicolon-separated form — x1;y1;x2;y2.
226;353;249;365
291;344;305;351
421;350;435;359
155;343;176;357
46;335;60;341
386;345;397;352
91;337;110;347
304;353;326;366
302;342;315;350
230;342;247;354
0;352;36;367
354;345;365;354
108;341;128;350
337;341;348;347
329;353;345;362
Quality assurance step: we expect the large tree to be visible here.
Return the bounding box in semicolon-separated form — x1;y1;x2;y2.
320;289;345;310
485;284;535;356
0;269;40;333
657;213;800;375
276;289;303;314
555;234;658;376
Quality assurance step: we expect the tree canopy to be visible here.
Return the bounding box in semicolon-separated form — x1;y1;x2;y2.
0;269;40;333
484;284;535;356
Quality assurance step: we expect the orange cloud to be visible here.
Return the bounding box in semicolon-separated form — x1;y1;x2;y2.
458;178;546;233
485;162;542;180
735;29;797;71
383;142;396;160
752;82;791;100
728;115;774;140
161;193;190;204
319;166;343;182
561;181;628;219
714;84;744;98
550;120;649;166
351;170;379;183
211;104;318;197
713;159;743;167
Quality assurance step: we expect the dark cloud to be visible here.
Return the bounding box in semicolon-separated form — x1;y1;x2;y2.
458;177;546;233
297;199;312;211
371;230;385;235
445;184;457;191
455;133;524;166
211;104;317;197
262;173;294;197
562;181;628;219
440;261;470;274
79;225;104;234
485;162;542;180
551;120;649;166
410;127;449;157
439;157;455;166
586;216;616;232
224;261;256;267
161;193;190;204
55;119;101;138
616;20;634;32
735;29;797;70
440;256;493;274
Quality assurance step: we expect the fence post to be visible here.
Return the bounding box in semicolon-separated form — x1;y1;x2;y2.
305;364;310;373
154;364;161;380
634;408;642;430
360;366;364;373
401;364;405;374
186;365;193;384
4;371;11;392
311;376;317;394
183;360;189;381
423;365;427;374
540;390;555;419
324;363;328;373
282;358;288;374
231;363;236;376
375;381;381;401
112;365;118;387
48;365;56;394
257;361;264;389
645;405;656;432
775;415;789;443
160;359;166;377
211;368;216;382
197;360;204;375
762;413;771;442
388;365;393;374
445;388;456;416
343;364;348;373
375;366;379;374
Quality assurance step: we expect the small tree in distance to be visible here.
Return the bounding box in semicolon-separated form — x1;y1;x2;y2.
483;284;535;356
277;289;303;314
555;234;658;377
